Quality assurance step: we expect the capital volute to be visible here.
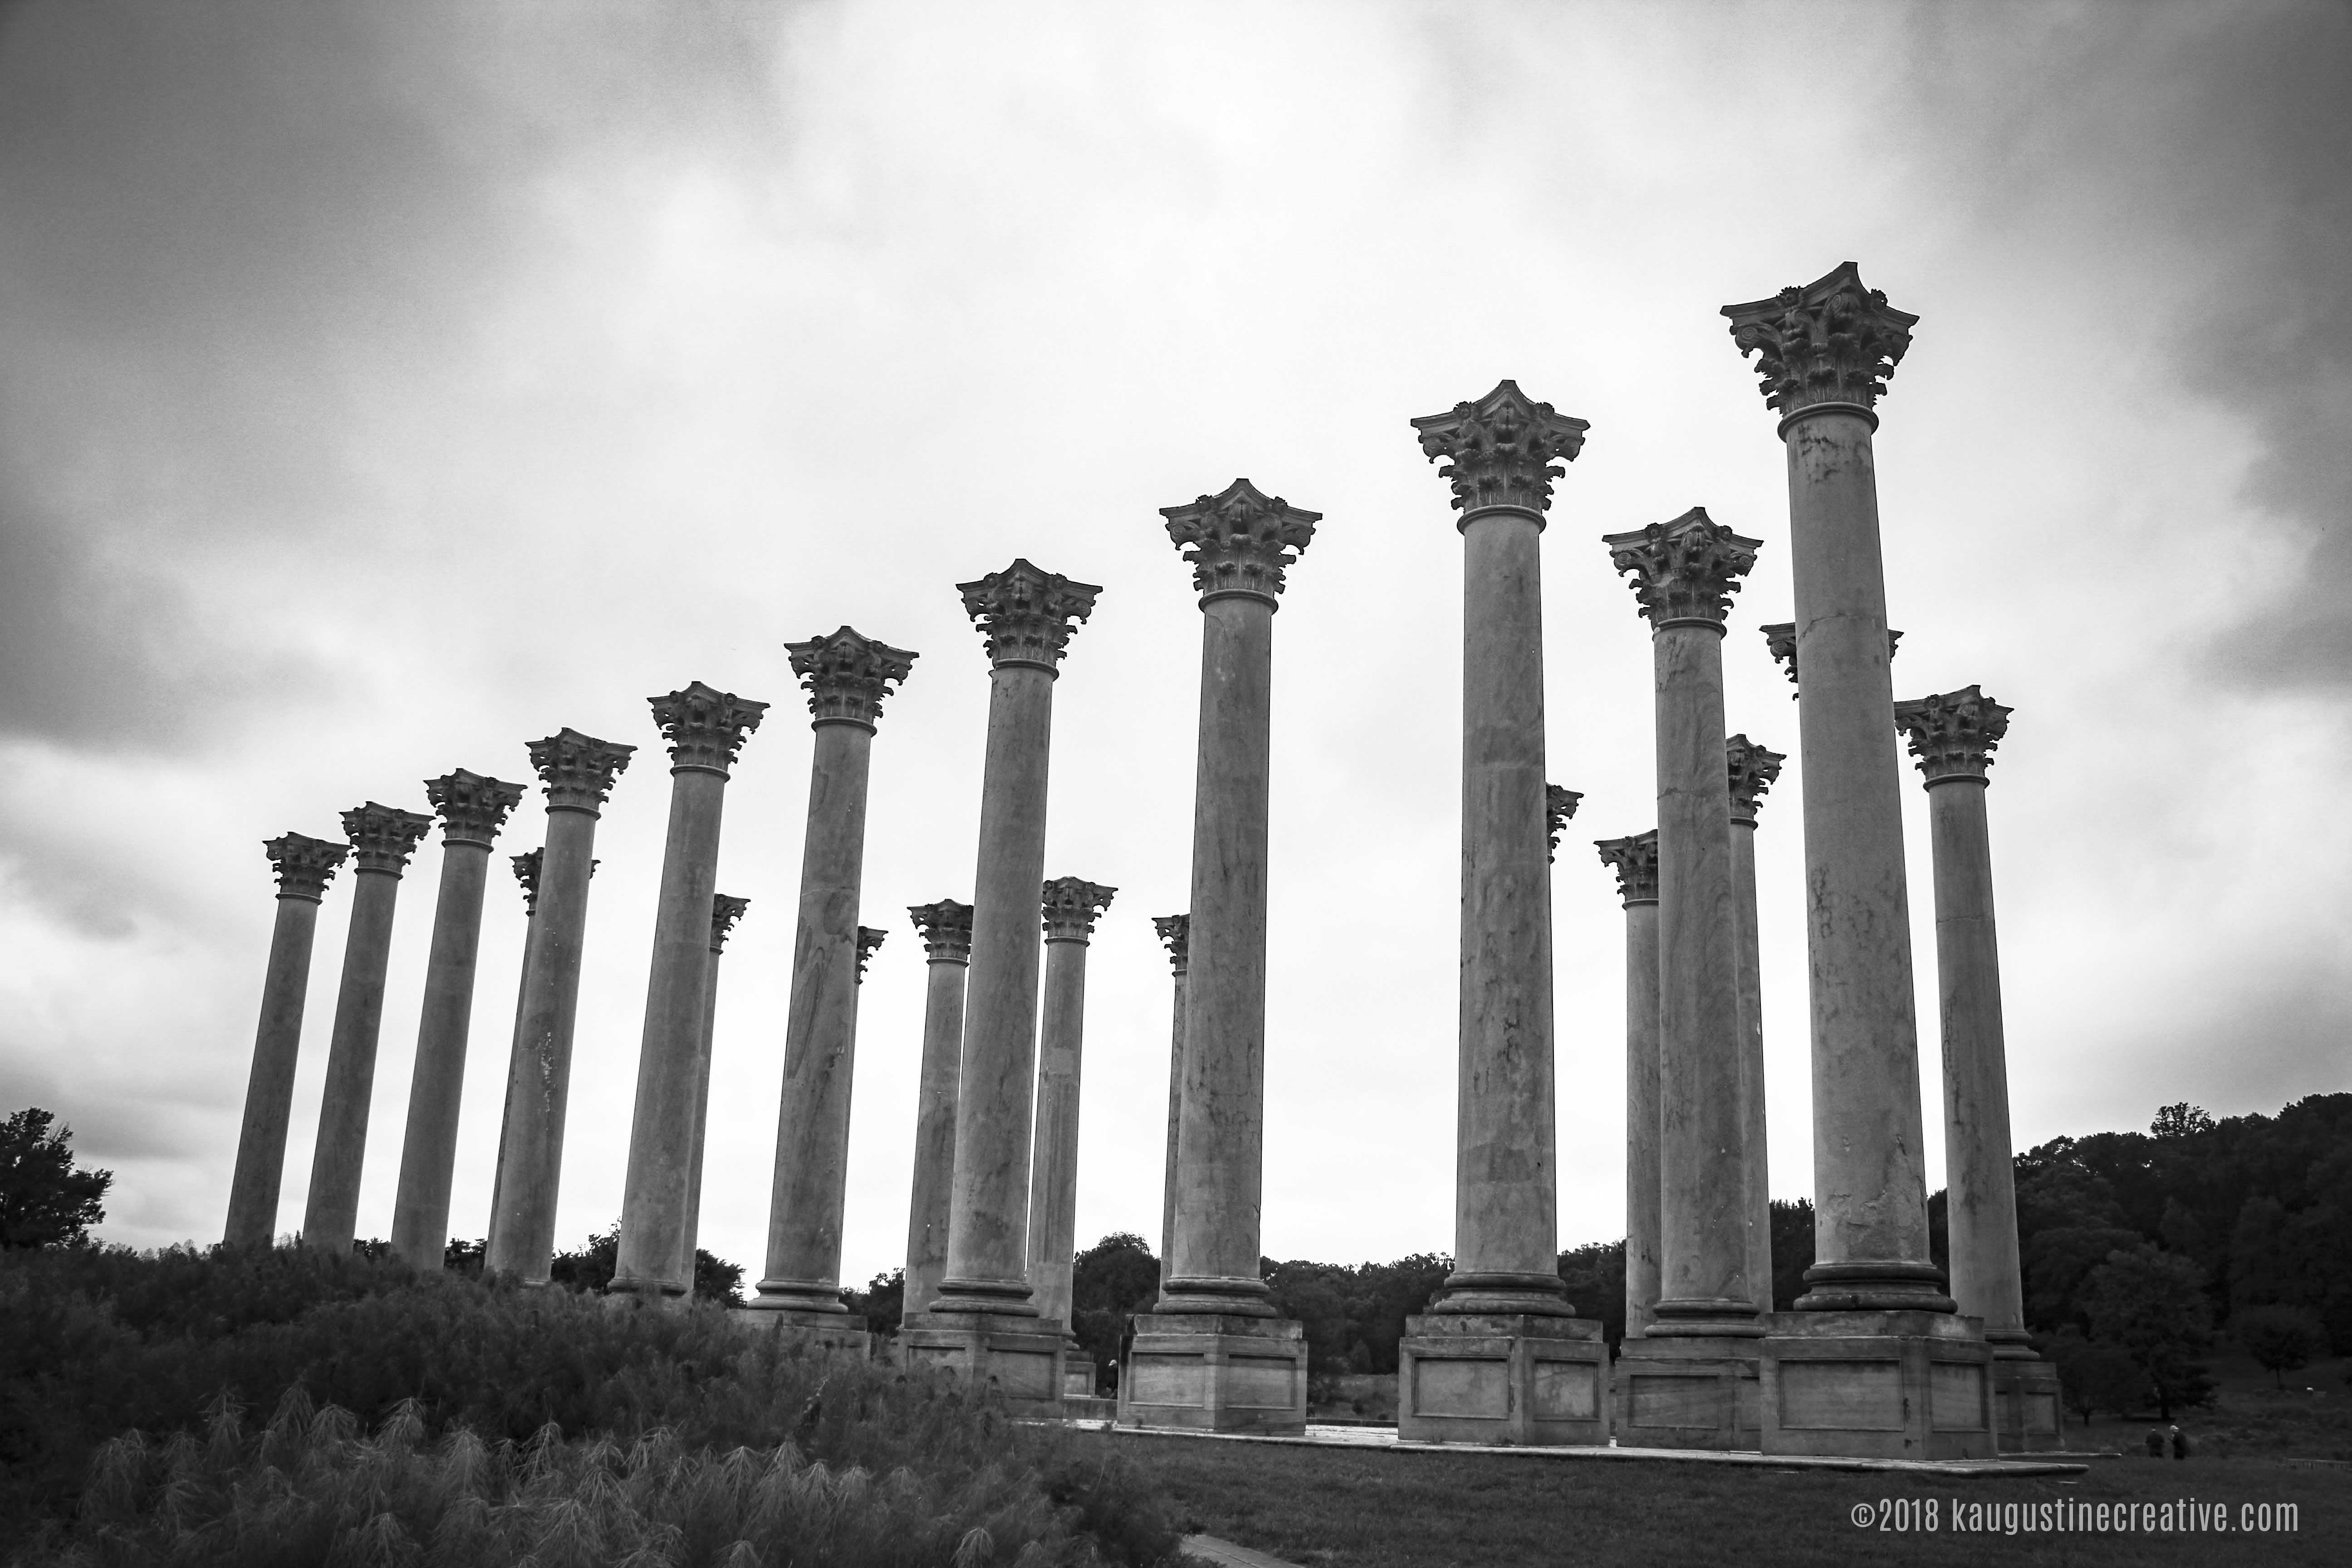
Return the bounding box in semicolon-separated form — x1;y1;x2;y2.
785;626;917;731
512;847;595;916
264;833;348;902
1410;379;1588;524
909;899;974;962
1153;913;1190;975
1041;877;1116;943
1761;622;1900;695
710;894;750;953
1595;831;1660;906
425;769;524;848
528;728;636;814
342;802;434;875
1725;735;1785;823
1160;479;1320;608
855;926;887;981
1722;261;1918;426
1894;685;2012;785
957;559;1102;672
1546;784;1583;863
649;681;768;775
1603;507;1762;628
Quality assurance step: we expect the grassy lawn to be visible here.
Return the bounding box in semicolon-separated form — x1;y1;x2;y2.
1106;1433;2351;1567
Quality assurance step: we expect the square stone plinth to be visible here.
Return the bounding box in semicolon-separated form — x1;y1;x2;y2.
1398;1313;1610;1446
1119;1313;1307;1434
1994;1354;2065;1453
730;1306;873;1359
1613;1333;1762;1450
1759;1310;1996;1461
899;1311;1068;1416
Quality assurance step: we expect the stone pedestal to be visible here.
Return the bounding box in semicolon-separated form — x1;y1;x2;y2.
902;1313;1068;1412
1758;1310;1996;1460
1118;1313;1306;1434
1993;1353;2065;1452
1596;833;1661;1338
1614;1336;1761;1449
1026;879;1114;1328
1398;1313;1609;1446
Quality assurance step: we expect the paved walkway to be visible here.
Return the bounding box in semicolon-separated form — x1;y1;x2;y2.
1180;1535;1303;1568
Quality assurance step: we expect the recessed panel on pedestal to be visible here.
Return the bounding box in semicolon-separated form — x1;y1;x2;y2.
1778;1359;1904;1431
1412;1357;1507;1419
1130;1355;1206;1409
1532;1361;1600;1421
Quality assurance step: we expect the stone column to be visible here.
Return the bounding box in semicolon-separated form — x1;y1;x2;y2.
677;893;748;1287
387;771;523;1270
484;731;633;1283
1896;686;2059;1450
1027;877;1114;1343
611;682;768;1304
1763;623;1900;694
1726;262;1990;1460
1725;736;1785;1312
1152;913;1190;1284
903;560;1097;1412
902;900;972;1323
1596;833;1661;1338
300;802;433;1254
223;833;348;1249
750;628;916;1343
1395;385;1607;1446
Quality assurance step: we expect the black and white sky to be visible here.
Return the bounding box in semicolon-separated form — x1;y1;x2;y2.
3;0;2347;1287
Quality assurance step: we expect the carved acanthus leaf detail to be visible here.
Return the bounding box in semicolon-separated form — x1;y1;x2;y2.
710;894;750;952
1603;507;1762;626
1041;877;1117;942
1722;261;1918;416
1894;685;2012;783
1761;622;1901;696
511;847;596;917
957;559;1102;670
855;926;887;980
342;802;434;875
909;899;975;961
785;626;917;730
1160;479;1320;604
426;769;524;846
649;681;768;774
1594;831;1660;905
1153;913;1190;973
265;833;348;901
529;728;636;813
1546;784;1583;863
1410;379;1588;519
1725;735;1786;823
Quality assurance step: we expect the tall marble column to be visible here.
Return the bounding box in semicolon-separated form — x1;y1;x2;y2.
904;560;1097;1411
1725;736;1784;1312
387;771;523;1270
485;731;633;1283
902;900;973;1323
1152;913;1190;1284
677;893;749;1287
1596;833;1661;1338
1896;686;2058;1450
611;682;768;1304
1396;385;1607;1446
750;628;916;1341
301;802;433;1254
1726;262;1990;1460
1027;877;1114;1337
224;833;348;1249
1128;480;1316;1437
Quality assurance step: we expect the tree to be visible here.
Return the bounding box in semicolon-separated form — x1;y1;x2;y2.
843;1267;903;1333
0;1107;111;1249
1070;1233;1160;1382
2151;1103;2215;1141
1768;1198;1815;1311
2039;1329;2148;1425
2234;1304;2327;1389
2081;1244;2215;1418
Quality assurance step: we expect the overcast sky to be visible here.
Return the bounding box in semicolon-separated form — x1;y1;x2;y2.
3;0;2347;1291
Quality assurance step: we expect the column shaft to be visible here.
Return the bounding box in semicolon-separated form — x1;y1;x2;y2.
301;868;403;1252
1026;935;1090;1325
1622;897;1661;1336
388;842;494;1269
678;935;725;1285
1159;964;1187;1281
224;895;325;1248
903;952;969;1316
1729;818;1773;1309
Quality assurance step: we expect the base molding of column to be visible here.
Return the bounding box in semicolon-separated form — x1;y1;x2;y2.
900;1311;1068;1416
1758;1309;1997;1460
1117;1313;1307;1434
603;1275;690;1309
732;1304;874;1358
1613;1333;1761;1449
1991;1353;2065;1453
1397;1313;1609;1446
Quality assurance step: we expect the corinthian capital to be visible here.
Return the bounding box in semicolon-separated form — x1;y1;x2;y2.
265;833;348;902
1160;479;1320;607
528;728;636;814
1761;622;1901;694
1722;261;1918;421
1410;379;1588;523
511;847;596;916
1603;507;1762;627
785;626;918;731
710;894;750;953
958;559;1102;671
1153;913;1190;974
1595;831;1660;906
342;802;434;875
425;769;524;847
1041;877;1116;942
1547;784;1583;863
909;899;974;961
649;681;769;774
1726;735;1785;823
855;926;887;980
1894;686;2012;784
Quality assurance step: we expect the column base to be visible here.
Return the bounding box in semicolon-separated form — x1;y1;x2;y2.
1759;1309;1996;1460
1397;1313;1608;1446
900;1310;1068;1416
732;1304;873;1358
1614;1333;1762;1450
1992;1348;2065;1453
603;1276;689;1309
1117;1313;1307;1434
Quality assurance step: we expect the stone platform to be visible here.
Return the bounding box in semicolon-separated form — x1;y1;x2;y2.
900;1310;1068;1416
1119;1313;1308;1434
1759;1309;1997;1461
1396;1312;1609;1446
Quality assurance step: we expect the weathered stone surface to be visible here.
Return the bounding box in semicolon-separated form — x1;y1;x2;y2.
956;559;1101;671
1544;784;1582;862
784;625;917;730
1758;1310;1995;1461
1398;1312;1609;1446
1026;880;1112;1330
679;893;748;1277
1894;685;2011;783
1722;260;1918;418
1597;832;1661;1338
1160;479;1318;604
1764;622;1903;693
1409;379;1588;520
1726;736;1784;1312
1154;914;1189;1284
1117;1314;1306;1435
902;900;971;1319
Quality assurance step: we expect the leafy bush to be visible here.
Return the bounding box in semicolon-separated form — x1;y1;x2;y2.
2234;1303;2328;1389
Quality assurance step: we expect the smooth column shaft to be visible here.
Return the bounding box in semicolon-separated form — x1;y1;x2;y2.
1026;936;1090;1324
302;869;403;1253
1931;778;2025;1340
903;955;970;1315
1159;966;1187;1279
612;769;728;1298
225;896;325;1248
1622;899;1662;1336
939;666;1055;1308
679;940;725;1284
389;843;494;1269
484;808;599;1281
1730;819;1773;1310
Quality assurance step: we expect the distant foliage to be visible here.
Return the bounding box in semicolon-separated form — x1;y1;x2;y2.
1556;1240;1627;1347
2081;1243;2215;1418
842;1267;905;1337
1768;1198;1817;1313
2234;1303;2328;1389
2038;1328;2148;1424
1264;1253;1451;1375
1072;1234;1160;1382
542;1223;743;1305
0;1110;111;1250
